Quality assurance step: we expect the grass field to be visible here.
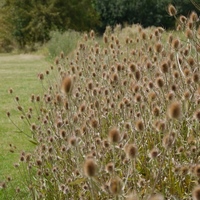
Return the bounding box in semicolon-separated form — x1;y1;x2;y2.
0;54;50;199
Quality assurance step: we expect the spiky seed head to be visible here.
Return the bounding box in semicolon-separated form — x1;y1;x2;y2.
135;93;142;102
194;110;200;122
168;34;173;44
84;159;97;177
193;73;199;83
134;70;140;81
108;127;120;143
172;39;180;50
156;77;164;88
190;145;197;153
184;68;190;77
167;101;182;119
91;119;98;129
157;120;166;132
124;144;137;159
61;76;73;94
179;15;187;23
180;166;189;175
103;34;108;43
148;92;156;102
168;4;177;16
129;63;136;72
149;148;159;159
90;30;95;38
183;90;190;100
188;57;195;67
171;84;177;91
87;81;93;90
135;119;144;131
162;134;174;149
152;106;160;117
192;185;200;200
68;136;77;146
105;162;114;173
109;176;123;195
185;29;193;39
155;42;162;53
141;32;146;40
173;71;179;79
103;140;110;148
190;11;198;22
167;91;174;101
160;61;169;73
194;164;200;177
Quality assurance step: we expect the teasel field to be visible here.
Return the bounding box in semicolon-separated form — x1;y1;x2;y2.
1;7;200;200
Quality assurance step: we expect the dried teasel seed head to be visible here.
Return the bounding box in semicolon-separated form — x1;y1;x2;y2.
194;164;200;177
188;57;195;67
185;28;193;39
9;88;13;94
193;73;199;83
172;39;180;50
156;77;164;88
194;109;200;122
168;4;177;16
168;34;173;44
68;136;77;146
135;119;144;131
167;101;182;119
190;11;198;23
149;147;159;159
103;34;108;44
109;176;123;195
192;185;200;200
61;76;73;94
108;127;120;143
152;106;160;117
124;144;137;159
90;30;95;38
105;162;114;173
0;182;6;189
91;119;98;129
155;42;162;53
167;91;175;101
162;133;175;149
84;159;97;177
179;15;187;24
160;61;169;73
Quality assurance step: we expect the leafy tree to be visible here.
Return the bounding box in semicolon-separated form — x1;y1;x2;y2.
93;0;199;31
0;0;99;49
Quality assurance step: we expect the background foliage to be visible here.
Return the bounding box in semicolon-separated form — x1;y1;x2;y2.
0;0;199;52
0;0;99;51
93;0;199;31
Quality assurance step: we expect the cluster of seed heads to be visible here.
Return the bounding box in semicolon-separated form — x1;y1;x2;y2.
3;7;200;200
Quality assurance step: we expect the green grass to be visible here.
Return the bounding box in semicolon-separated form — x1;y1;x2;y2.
0;54;50;199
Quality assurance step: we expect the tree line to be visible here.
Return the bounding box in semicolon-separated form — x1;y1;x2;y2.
0;0;198;51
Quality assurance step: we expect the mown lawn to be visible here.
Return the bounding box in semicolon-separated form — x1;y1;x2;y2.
0;54;50;199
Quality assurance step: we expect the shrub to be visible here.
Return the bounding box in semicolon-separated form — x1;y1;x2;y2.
45;30;81;59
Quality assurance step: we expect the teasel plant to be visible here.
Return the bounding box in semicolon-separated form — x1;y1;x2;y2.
2;5;200;200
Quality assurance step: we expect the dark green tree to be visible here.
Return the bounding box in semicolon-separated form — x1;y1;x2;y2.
93;0;199;31
0;0;99;49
